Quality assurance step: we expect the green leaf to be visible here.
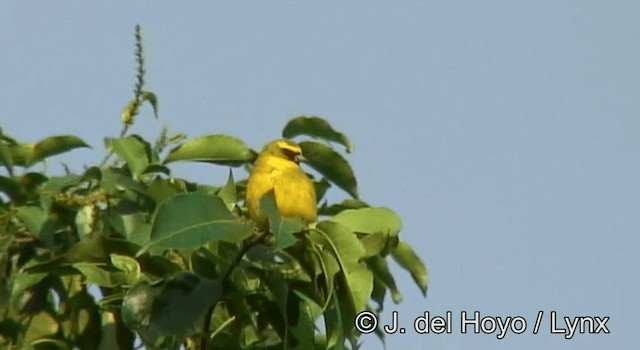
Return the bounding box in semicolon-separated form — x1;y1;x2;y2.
81;166;103;182
142;193;253;253
72;263;127;288
0;176;26;203
110;254;141;285
299;141;358;199
330;207;402;237
313;178;331;204
217;168;237;211
121;281;156;329
142;164;171;176
392;241;428;296
65;234;108;263
140;91;159;119
16;205;48;236
6;143;35;167
106;135;153;178
42;174;81;192
260;190;305;250
319;199;369;216
24;311;59;342
323;293;346;349
288;294;315;349
117;211;152;247
367;256;403;305
163;134;255;166
361;231;399;258
10;270;48;301
148;272;223;337
145;178;181;204
31;135;90;165
100;168;146;195
313;221;373;317
282;116;354;153
0;141;14;175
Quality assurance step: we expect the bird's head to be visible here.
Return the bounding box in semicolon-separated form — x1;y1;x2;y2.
261;139;306;164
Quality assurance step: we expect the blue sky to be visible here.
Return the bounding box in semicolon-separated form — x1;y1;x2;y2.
1;1;638;349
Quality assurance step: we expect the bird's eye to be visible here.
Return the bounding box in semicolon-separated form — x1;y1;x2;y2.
281;148;299;162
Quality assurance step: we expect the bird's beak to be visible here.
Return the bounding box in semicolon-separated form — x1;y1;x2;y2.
295;154;307;164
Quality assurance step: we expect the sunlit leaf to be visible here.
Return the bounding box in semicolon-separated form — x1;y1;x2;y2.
24;311;59;342
72;262;127;287
392;241;428;296
142;193;253;253
330;207;402;237
110;254;141;285
217;168;237;211
164;134;255;166
299;141;358;198
282;116;354;153
106;135;153;178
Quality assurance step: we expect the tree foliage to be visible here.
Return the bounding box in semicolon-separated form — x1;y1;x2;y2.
0;26;427;349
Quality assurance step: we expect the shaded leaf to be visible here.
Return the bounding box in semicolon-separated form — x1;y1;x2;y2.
164;134;255;166
121;282;156;329
0;175;26;203
313;178;331;204
323;293;346;349
142;193;253;253
282;116;354;153
142;164;171;176
367;256;403;305
392;241;428;296
299;141;358;198
148;272;223;337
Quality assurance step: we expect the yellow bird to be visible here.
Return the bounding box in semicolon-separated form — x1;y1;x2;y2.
246;139;317;229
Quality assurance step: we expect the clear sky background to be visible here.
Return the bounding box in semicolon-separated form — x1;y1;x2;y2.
1;1;638;349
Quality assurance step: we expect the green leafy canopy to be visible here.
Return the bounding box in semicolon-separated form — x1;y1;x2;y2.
0;26;428;350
